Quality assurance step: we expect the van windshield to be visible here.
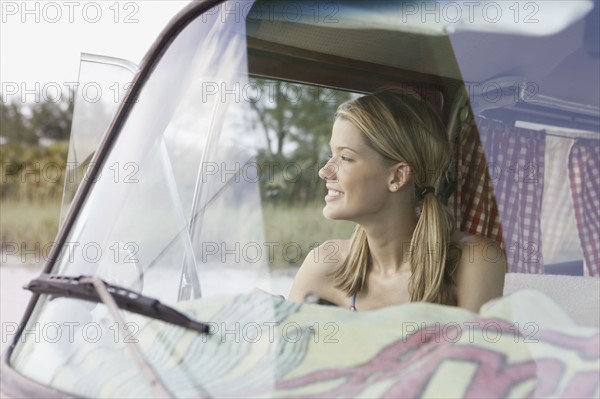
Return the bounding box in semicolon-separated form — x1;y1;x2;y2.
7;1;599;398
9;3;357;396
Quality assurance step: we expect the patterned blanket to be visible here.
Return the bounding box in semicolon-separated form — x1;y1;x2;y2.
52;290;599;398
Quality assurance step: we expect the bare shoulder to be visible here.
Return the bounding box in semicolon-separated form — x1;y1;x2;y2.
287;239;349;303
452;232;506;268
313;239;350;267
452;232;507;312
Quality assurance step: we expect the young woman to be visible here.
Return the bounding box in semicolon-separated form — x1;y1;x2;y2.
288;90;506;313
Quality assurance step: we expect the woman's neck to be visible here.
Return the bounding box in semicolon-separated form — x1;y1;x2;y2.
361;208;418;276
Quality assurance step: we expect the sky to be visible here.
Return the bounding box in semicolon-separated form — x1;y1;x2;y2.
1;0;192;104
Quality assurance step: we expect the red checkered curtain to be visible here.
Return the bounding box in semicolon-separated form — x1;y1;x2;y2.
447;121;503;245
568;139;600;276
477;117;546;273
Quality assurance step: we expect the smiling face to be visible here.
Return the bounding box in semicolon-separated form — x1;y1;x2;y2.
319;118;395;223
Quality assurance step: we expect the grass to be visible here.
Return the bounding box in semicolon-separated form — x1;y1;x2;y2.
262;202;355;268
0;198;355;269
1;142;354;269
1;199;62;264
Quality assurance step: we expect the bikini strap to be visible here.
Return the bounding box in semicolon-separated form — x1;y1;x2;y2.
349;292;357;311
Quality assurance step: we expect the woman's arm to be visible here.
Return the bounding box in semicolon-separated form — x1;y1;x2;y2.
288;250;319;302
454;235;507;313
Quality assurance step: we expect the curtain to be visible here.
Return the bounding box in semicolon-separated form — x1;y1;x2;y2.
447;120;503;244
568;139;600;276
476;117;546;273
541;136;581;264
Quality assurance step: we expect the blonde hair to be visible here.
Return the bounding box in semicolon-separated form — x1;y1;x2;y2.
332;89;457;305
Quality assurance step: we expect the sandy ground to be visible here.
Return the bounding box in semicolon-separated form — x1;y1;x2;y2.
1;261;45;354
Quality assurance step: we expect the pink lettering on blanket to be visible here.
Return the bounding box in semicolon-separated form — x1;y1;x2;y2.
275;319;599;398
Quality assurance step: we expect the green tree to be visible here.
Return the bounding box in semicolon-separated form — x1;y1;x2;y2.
0;91;74;145
249;78;354;204
0;99;37;145
29;94;74;141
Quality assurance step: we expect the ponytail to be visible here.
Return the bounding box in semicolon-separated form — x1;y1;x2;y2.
408;189;456;305
331;225;369;296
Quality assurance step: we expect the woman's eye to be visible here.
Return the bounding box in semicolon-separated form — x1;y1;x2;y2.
327;153;352;162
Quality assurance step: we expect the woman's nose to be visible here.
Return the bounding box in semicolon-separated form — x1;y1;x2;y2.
319;160;337;181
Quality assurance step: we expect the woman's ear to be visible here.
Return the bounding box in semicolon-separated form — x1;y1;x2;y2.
388;162;412;192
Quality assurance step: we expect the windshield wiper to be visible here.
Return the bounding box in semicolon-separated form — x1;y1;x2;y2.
25;274;210;334
26;273;215;398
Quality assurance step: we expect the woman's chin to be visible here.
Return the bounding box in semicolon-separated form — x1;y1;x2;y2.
322;205;342;220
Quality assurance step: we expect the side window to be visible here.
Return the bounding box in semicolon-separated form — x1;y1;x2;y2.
249;78;357;269
60;54;137;224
